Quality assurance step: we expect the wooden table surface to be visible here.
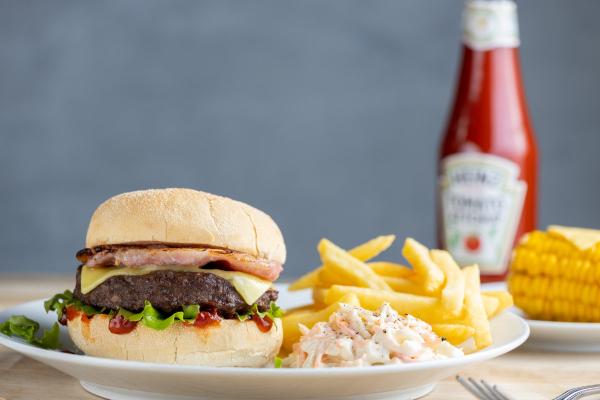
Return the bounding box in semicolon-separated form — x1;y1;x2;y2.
0;276;599;400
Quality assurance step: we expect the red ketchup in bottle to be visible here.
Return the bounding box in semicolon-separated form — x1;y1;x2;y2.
438;0;537;282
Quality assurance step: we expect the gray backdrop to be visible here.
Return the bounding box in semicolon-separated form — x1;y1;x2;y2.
1;0;599;278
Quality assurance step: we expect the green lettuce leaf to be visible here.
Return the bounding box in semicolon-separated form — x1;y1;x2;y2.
252;302;284;319
37;322;61;349
44;290;103;319
267;302;284;319
235;311;252;321
118;302;200;330
44;290;282;332
0;315;60;349
235;301;283;322
274;356;283;368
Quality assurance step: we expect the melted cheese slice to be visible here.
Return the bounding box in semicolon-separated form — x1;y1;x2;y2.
80;265;272;305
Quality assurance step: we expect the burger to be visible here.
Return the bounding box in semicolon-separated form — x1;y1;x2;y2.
45;188;285;366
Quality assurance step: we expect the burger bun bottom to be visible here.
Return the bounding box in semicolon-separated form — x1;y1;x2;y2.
67;313;282;367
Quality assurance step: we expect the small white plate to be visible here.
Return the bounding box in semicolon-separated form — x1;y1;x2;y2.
522;318;600;353
482;282;600;353
0;286;529;400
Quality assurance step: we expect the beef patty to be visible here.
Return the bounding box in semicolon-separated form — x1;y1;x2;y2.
73;266;278;318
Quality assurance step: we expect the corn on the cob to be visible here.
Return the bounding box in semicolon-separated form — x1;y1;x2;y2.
508;227;600;322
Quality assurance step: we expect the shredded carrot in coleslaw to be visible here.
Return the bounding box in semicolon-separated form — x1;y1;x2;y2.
284;303;463;368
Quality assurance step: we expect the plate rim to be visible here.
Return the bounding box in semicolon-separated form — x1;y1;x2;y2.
511;307;600;331
525;318;600;330
0;298;529;376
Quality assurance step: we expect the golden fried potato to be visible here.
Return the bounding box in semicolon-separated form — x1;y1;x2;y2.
483;291;514;318
319;239;391;291
318;266;353;286
463;265;492;349
431;324;475;346
323;285;445;322
288;268;321;291
348;234;396;260
285;233;512;354
312;287;329;308
288;235;395;291
403;238;445;294
430;249;465;316
368;262;413;278
482;295;500;318
283;304;316;315
382;276;427;295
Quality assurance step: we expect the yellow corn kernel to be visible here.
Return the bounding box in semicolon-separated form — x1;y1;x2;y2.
508;228;600;322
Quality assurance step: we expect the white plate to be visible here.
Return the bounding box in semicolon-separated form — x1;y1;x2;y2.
522;318;600;353
482;282;600;353
0;286;529;400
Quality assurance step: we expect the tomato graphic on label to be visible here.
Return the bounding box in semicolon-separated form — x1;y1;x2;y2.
465;235;481;252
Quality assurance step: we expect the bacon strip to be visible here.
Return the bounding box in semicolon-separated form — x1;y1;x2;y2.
76;246;283;282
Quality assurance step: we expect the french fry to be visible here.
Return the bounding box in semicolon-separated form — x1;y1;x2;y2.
281;309;314;353
312;287;329;307
368;262;414;278
284;304;316;315
348;234;396;260
318;266;354;287
286;234;512;355
402;238;445;294
430;249;465;316
288;268;321;291
319;239;391;291
282;293;360;353
431;324;475;346
288;235;395;291
482;295;500;318
382;276;427;295
483;291;514;318
282;308;314;321
462;265;492;349
324;285;444;322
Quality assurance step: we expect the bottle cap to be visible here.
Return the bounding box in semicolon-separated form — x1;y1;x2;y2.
462;0;520;51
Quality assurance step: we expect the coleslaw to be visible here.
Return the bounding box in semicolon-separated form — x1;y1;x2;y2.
284;303;463;368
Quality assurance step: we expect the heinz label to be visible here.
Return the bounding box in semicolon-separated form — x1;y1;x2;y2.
462;0;520;51
439;153;526;274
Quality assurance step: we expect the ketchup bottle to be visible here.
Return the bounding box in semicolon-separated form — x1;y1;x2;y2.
437;0;537;282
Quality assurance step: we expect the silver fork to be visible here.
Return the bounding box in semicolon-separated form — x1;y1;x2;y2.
456;376;600;400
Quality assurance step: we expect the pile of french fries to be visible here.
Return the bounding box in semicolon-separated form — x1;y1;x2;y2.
283;235;513;354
